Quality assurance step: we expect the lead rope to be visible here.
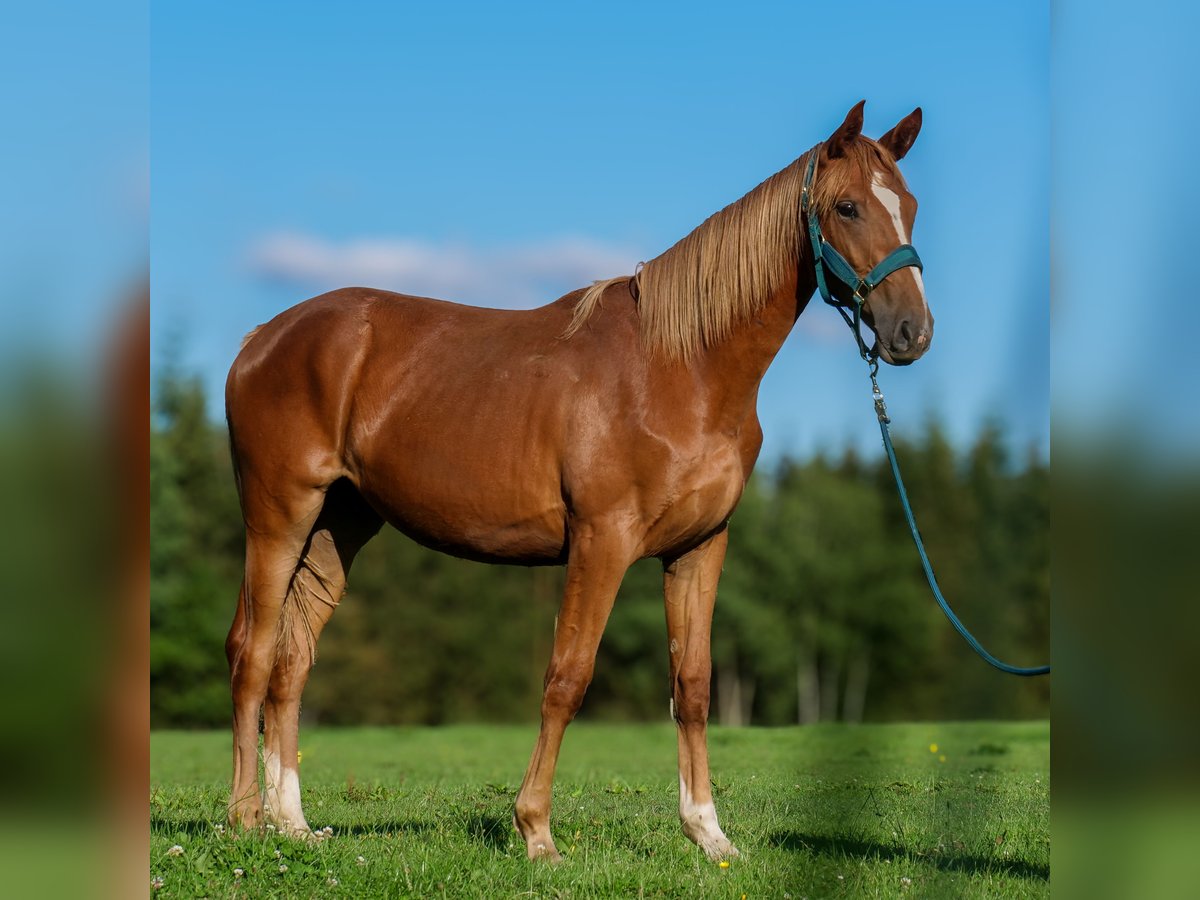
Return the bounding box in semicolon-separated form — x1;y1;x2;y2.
866;358;1050;676
804;140;1047;676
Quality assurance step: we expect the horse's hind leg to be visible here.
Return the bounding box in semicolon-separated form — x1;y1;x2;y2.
514;520;635;860
663;528;739;860
226;484;327;830
261;481;382;836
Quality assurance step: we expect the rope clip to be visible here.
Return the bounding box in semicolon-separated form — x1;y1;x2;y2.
868;363;889;424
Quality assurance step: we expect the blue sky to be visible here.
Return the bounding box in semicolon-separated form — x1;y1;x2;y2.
0;3;146;381
151;1;1048;462
1052;3;1200;459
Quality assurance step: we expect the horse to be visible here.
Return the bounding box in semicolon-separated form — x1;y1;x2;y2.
223;100;931;861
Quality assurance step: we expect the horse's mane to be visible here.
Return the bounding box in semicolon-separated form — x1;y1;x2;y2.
564;138;902;361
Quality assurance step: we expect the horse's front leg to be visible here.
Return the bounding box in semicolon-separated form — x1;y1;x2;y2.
514;520;634;860
663;528;739;860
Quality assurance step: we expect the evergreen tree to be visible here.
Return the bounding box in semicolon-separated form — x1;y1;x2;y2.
149;372;1049;727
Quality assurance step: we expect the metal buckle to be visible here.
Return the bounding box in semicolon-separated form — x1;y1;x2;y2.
869;367;889;423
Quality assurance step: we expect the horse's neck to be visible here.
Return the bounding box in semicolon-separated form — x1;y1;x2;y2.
694;267;815;427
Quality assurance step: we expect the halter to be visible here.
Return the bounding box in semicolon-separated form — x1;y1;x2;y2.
800;144;924;363
802;145;1050;677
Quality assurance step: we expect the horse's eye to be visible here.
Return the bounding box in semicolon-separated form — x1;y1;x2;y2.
836;201;858;219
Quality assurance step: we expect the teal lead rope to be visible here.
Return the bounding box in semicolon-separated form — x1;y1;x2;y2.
800;142;1049;676
867;362;1050;676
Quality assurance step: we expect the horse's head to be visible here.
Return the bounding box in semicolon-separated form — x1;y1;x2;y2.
810;101;932;366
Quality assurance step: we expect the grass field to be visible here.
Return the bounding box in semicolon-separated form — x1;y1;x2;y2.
150;721;1049;898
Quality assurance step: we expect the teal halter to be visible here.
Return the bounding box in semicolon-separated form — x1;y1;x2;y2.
803;144;1050;677
800;145;924;360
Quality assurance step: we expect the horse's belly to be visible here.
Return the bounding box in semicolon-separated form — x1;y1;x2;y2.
394;510;568;565
357;472;568;565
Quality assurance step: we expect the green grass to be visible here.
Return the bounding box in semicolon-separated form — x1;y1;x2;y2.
151;721;1049;898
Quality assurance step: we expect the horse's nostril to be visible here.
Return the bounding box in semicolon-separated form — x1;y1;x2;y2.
896;319;913;350
899;320;913;342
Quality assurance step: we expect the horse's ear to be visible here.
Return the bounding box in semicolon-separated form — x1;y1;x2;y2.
825;100;866;159
879;107;923;161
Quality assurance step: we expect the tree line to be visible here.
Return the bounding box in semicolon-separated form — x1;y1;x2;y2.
151;371;1048;728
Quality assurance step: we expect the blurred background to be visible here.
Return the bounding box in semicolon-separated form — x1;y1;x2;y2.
11;0;1200;895
151;1;1050;729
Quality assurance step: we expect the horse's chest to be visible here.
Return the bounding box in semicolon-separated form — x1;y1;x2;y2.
642;441;747;556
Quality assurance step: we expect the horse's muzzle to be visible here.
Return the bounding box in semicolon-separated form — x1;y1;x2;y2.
877;315;932;366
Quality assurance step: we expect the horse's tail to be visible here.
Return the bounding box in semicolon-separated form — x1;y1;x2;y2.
225;411;246;507
238;325;264;351
226;325;267;508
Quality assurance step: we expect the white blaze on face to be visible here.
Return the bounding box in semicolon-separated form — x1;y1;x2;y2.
871;172;929;319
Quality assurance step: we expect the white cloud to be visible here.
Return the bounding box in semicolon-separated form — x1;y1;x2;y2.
245;231;856;346
245;232;645;309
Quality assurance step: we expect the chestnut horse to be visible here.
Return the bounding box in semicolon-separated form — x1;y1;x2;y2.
224;101;931;860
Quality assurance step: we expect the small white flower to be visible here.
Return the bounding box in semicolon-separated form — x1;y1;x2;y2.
274;849;282;859
214;823;225;834
233;868;244;877
166;844;183;857
322;825;334;835
327;877;339;886
265;823;276;832
278;863;288;873
356;855;366;865
151;876;164;890
901;876;912;886
837;875;844;880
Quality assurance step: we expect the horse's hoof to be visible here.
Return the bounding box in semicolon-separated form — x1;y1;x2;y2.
513;812;563;862
265;817;321;841
527;842;564;863
228;804;264;832
703;839;740;861
521;832;563;862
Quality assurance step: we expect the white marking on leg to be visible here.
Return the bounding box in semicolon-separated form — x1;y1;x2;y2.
263;747;310;835
277;765;309;833
679;772;737;859
871;172;930;326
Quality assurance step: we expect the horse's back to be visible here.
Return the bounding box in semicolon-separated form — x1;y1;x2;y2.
226;287;592;561
227;286;574;431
